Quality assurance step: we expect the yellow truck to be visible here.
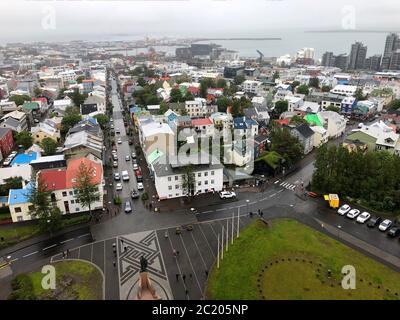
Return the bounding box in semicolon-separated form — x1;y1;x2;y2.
324;194;339;209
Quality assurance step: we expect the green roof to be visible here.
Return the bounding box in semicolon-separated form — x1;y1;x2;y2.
147;149;164;164
305;114;323;127
22;101;40;110
255;151;283;169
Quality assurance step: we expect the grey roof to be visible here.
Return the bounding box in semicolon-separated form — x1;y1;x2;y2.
152;153;223;177
81;103;98;115
0;127;11;139
169;102;186;110
295;123;315;138
3;117;20;129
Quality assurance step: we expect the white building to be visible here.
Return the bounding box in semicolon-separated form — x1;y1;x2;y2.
318;111;347;139
241;80;263;95
330;85;357;96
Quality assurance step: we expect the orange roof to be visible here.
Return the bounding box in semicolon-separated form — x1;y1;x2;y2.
39;169;67;191
66;158;103;189
192;118;213;126
274;119;289;126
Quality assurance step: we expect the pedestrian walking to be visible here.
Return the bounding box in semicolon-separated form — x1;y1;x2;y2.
205;270;209;277
189;273;192;279
176;250;180;256
182;274;186;283
124;246;127;252
164;231;168;239
113;261;116;268
185;289;189;296
173;249;177;257
176;274;179;281
62;251;65;259
66;249;70;256
258;209;261;216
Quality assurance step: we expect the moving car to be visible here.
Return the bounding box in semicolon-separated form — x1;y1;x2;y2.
387;226;400;238
337;204;351;215
115;128;120;134
116;183;123;191
114;172;120;181
131;152;136;159
367;216;382;228
131;190;139;199
346;209;360;219
133;163;138;170
113;161;118;168
124;201;132;213
219;191;236;199
379;219;393;232
356;212;371;224
137;182;144;190
125;155;130;161
117;138;122;144
121;170;129;181
113;154;118;161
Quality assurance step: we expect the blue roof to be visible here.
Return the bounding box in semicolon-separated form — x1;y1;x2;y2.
130;106;141;114
0;196;8;203
8;182;33;205
11;152;37;166
167;112;178;123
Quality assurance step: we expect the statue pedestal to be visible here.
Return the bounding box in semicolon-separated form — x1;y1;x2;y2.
134;272;161;300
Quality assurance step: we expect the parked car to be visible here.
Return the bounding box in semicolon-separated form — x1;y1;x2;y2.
113;161;118;168
125;155;130;161
129;139;133;145
115;128;120;134
387;226;400;238
114;172;120;181
117;138;122;144
131;190;139;199
219;191;236;199
346;209;361;219
124;201;132;213
131;152;136;159
337;204;351;215
356;212;371;224
379;219;393;232
367;216;382;228
113;154;118;161
133;163;138;170
137;182;144;190
116;183;123;191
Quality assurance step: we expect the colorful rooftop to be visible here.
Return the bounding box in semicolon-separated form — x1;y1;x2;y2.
305;114;323;127
11;152;37;166
8;182;33;205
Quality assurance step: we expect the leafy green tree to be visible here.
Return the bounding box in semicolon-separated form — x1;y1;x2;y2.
270;127;303;168
94;114;109;130
290;115;307;126
8;95;31;106
33;87;42;97
169;88;183;103
137;77;147;87
28;175;62;235
234;74;245;85
181;165;195;198
321;85;331;92
354;88;366;101
61;107;82;135
232;100;242;117
183;92;194;101
15;131;33;149
0;177;23;196
67;88;87;107
325;105;341;113
296;85;310;95
388;99;400;110
216;78;227;88
272;71;280;82
309;78;320;88
40;137;58;156
274;100;288;115
76;76;85;84
216;96;232;113
158;101;169;115
73;161;101;220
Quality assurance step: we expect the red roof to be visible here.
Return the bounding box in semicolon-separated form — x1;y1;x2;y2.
39;169;67;191
32;97;47;104
66;158;102;189
207;94;215;101
192;118;213;126
274;119;289;126
187;86;200;94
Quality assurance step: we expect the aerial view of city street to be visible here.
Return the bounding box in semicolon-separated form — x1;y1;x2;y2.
1;0;400;310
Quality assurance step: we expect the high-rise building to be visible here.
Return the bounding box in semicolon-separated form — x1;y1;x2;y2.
364;55;382;71
334;54;349;70
389;50;400;70
349;42;367;70
382;33;400;70
322;52;335;67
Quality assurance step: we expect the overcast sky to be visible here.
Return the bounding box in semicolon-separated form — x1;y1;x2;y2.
0;0;399;43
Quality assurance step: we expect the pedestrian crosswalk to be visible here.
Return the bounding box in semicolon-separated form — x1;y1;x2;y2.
277;180;297;191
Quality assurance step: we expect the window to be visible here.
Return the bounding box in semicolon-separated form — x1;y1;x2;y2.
211;171;215;176
168;177;172;182
75;199;80;203
175;176;179;181
74;190;78;195
211;180;214;184
198;181;201;186
168;186;172;190
15;207;22;213
28;205;34;211
17;216;23;222
205;180;208;185
168;194;172;198
62;191;67;197
75;208;80;212
71;200;75;204
69;191;73;195
176;193;179;196
198;173;201;177
175;185;179;189
204;172;208;177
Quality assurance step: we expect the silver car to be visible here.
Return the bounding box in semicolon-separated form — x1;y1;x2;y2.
124;201;132;213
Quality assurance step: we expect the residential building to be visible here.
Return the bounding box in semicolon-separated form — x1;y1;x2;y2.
311;126;328;147
318;111;347;139
241;80;263;95
349;42;367;70
0;128;14;160
31;121;60;144
341;96;357;114
364;55;382;71
331;84;357;96
289;123;315;154
191;118;214;137
322;52;335;67
233;117;258;137
53;98;74;116
0;110;29;132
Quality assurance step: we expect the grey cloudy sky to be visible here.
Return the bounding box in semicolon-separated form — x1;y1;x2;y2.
0;0;399;43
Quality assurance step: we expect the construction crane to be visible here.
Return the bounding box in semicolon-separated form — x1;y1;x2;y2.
256;50;264;64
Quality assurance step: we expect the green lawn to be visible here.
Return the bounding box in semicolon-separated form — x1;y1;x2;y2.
28;260;103;300
206;219;400;300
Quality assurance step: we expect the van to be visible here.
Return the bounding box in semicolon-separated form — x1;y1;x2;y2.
121;170;130;181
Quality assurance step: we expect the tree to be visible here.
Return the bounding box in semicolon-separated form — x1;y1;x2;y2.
8;95;31;106
40;138;58;156
57;88;67;99
158;101;169;115
296;85;310;95
137;77;147;87
28;175;62;234
94;114;109;130
234;74;245;85
216;96;232;113
321;85;331;93
232;100;242;117
169;88;183;103
73;161;101;220
325;105;341;113
67;88;87;107
290;115;307;126
274;100;288;115
61;106;82;135
272;71;280;82
270;127;303;168
15;131;33;149
309;78;320;88
0;177;23;196
181;166;195;198
76;76;85;84
388;99;400;110
216;79;227;89
354;88;366;101
33;87;42;97
183;92;194;102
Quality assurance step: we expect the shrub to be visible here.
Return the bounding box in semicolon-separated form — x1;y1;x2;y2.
114;196;122;205
8;274;36;300
141;192;149;202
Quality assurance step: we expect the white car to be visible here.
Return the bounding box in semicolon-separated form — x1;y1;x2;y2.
346;209;360;219
337;204;351;215
113;161;118;168
219;191;236;199
131;152;136;159
112;149;117;155
115;183;123;191
133;163;138;170
125;155;130;161
356;212;371;224
378;219;392;232
137;182;144;190
114;173;120;181
117;138;122;144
